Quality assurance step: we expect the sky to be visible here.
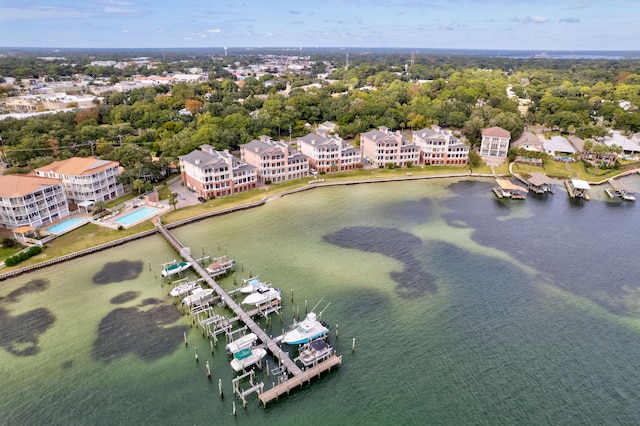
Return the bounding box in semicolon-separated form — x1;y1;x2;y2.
1;0;639;51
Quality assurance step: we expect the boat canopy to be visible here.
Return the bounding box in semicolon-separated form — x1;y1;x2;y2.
234;348;252;360
571;179;591;190
495;179;528;193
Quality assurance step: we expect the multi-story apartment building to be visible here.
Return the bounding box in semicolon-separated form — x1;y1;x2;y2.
479;126;511;163
298;131;361;173
34;157;124;205
0;174;69;230
179;145;257;199
360;126;420;168
240;136;309;183
413;126;469;166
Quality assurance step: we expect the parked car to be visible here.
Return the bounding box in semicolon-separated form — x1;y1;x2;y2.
197;196;207;203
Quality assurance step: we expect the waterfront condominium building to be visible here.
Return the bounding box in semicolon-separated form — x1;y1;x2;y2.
0;174;69;230
479;126;511;163
297;131;361;173
240;136;309;183
412;126;470;166
179;145;257;199
360;126;420;168
34;157;124;206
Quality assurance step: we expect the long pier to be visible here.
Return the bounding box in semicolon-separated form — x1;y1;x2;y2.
155;221;303;377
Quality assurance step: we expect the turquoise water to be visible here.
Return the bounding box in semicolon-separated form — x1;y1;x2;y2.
113;207;159;226
2;177;640;425
45;217;84;234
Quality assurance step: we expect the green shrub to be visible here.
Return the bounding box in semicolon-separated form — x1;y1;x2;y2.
4;245;42;267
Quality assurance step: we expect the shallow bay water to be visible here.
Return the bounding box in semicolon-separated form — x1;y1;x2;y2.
2;176;640;425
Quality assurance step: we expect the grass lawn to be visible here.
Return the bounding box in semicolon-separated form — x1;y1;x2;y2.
512;160;624;182
0;246;23;263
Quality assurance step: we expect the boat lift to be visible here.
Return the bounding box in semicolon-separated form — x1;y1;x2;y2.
232;370;264;408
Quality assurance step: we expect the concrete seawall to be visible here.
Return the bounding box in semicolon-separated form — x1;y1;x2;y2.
0;172;495;281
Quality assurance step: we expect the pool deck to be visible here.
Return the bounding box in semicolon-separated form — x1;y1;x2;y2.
93;201;169;229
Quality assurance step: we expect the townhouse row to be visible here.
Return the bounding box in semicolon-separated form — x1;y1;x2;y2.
178;125;512;200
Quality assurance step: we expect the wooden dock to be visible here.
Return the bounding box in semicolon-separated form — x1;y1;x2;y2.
155;221;303;377
258;354;342;407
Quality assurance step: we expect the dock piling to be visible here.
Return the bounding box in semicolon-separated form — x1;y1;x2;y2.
194;346;198;363
184;331;187;347
206;361;211;380
352;337;355;353
219;378;224;399
336;324;339;339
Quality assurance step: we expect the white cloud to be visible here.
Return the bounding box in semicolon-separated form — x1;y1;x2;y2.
206;29;222;33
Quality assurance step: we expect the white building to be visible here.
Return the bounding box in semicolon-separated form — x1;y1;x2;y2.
0;174;69;230
480;126;511;163
34;157;124;206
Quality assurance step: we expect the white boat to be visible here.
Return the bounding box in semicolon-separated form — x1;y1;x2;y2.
161;261;192;277
181;288;214;307
169;281;201;297
282;312;329;345
241;285;281;306
239;276;265;294
206;256;235;276
230;347;267;372
225;332;258;354
297;339;334;367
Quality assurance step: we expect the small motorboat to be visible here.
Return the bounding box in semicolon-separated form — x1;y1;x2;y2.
230;347;267;372
239;276;265;294
161;261;192;277
181;288;214;307
206;256;235;277
241;285;281;306
225;332;258;355
297;339;334;367
169;281;201;297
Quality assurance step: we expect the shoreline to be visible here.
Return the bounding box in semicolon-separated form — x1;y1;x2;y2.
1;167;635;282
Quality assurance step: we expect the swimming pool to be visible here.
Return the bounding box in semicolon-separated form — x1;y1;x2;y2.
113;207;159;226
45;217;85;234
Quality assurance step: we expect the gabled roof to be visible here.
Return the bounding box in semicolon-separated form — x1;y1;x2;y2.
35;157;119;176
602;131;640;153
0;174;62;198
482;126;511;139
511;131;543;151
544;136;576;154
242;139;286;157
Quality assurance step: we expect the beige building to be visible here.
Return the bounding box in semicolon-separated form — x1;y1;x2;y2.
298;131;361;173
34;157;124;205
179;145;257;199
413;126;469;166
0;174;69;230
240;136;309;183
360;126;420;168
480;126;511;163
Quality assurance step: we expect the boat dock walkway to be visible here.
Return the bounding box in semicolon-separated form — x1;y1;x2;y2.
155;221;303;378
257;354;343;406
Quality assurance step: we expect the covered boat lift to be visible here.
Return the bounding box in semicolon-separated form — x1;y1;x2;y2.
493;178;529;199
565;178;591;200
524;172;560;194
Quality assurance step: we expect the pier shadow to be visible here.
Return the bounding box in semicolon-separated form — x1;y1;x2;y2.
93;260;144;285
324;226;436;298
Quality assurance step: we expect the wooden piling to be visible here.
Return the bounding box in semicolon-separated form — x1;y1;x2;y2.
194;346;198;362
206;361;211;379
336;324;339;339
352;337;355;353
184;331;187;347
219;378;224;399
